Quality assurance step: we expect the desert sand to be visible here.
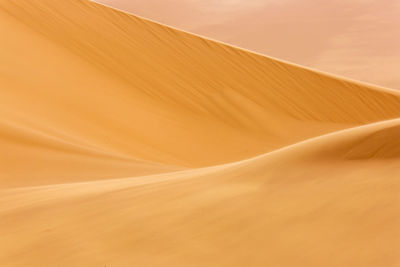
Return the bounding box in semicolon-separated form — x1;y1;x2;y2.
98;0;400;89
0;0;399;266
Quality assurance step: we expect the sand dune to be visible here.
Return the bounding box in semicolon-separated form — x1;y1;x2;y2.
0;0;399;266
98;0;400;89
2;0;400;173
2;119;400;266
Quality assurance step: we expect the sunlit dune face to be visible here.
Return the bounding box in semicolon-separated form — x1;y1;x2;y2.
2;0;400;265
97;0;400;89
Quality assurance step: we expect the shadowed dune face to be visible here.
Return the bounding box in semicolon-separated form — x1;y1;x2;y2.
1;0;400;266
98;0;400;89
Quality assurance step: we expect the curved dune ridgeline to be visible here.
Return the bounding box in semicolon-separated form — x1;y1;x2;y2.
0;0;400;266
1;119;400;266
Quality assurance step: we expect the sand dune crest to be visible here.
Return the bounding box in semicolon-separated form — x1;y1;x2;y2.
2;0;400;172
0;0;399;266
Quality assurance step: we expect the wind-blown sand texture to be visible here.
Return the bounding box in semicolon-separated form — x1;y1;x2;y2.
0;0;399;266
98;0;400;89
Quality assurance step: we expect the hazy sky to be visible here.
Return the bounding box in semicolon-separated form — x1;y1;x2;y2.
97;0;400;89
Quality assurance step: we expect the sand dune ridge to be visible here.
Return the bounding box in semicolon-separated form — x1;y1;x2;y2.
0;0;399;266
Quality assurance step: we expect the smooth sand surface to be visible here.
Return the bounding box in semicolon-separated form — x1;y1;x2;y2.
0;0;400;266
98;0;400;90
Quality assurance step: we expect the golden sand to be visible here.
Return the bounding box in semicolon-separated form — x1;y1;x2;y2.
0;0;399;266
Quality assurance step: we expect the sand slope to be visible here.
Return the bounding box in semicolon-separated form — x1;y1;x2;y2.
2;0;400;173
1;119;400;266
98;0;400;89
0;0;400;266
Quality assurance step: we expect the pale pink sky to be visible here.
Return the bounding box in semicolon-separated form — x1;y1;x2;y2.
97;0;400;89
